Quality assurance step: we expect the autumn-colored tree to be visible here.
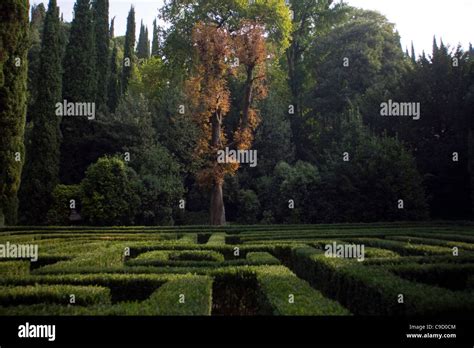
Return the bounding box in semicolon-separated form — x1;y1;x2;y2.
186;21;267;225
233;21;268;150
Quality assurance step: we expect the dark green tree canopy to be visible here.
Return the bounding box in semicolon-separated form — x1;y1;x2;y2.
20;0;63;225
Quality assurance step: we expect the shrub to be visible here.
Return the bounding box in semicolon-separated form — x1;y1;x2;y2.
81;156;141;225
46;184;82;225
133;144;184;226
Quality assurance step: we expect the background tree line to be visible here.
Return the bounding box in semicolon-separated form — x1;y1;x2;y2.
0;0;472;226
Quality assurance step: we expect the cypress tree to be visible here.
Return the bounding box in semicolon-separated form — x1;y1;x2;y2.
110;16;115;38
92;0;109;111
0;0;29;225
28;3;46;118
136;20;149;59
151;18;160;57
31;4;46;30
411;41;416;64
145;27;150;58
20;0;62;224
121;6;135;94
62;0;96;102
60;0;97;184
107;43;119;112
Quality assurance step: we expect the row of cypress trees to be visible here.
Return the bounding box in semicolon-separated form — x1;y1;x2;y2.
12;0;160;225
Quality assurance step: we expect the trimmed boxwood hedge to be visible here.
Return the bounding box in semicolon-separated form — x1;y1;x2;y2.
290;247;474;316
0;261;29;276
388;263;474;291
246;252;280;265
255;266;350;315
1;223;473;316
0;284;110;307
0;275;211;316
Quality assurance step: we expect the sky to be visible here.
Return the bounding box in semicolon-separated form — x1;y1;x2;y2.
34;0;473;57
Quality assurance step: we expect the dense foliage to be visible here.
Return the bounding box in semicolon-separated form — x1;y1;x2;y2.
1;0;472;225
0;0;29;226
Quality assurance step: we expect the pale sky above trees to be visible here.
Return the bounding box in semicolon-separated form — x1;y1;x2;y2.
35;0;473;56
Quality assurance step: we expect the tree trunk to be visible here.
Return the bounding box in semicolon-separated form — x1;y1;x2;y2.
210;109;226;226
210;180;226;225
241;66;254;130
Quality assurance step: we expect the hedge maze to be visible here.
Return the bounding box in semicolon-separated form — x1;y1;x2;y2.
0;222;473;316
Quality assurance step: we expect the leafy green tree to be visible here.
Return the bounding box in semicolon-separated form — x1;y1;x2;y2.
129;55;200;177
315;112;428;222
268;161;320;223
305;8;408;163
20;0;63;225
159;0;292;79
105;91;155;151
284;0;347;158
0;0;29;225
134;144;185;225
81;156;141;225
249;63;294;176
386;40;474;219
255;111;428;224
235;189;260;224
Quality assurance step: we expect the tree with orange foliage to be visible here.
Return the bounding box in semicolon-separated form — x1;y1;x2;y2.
233;21;268;151
186;21;268;225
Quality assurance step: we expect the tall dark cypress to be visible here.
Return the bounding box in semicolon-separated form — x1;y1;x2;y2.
62;0;96;102
136;20;150;59
107;42;119;112
145;26;150;58
92;0;109;112
109;16;115;38
28;3;46;120
411;42;416;64
121;6;135;94
0;0;29;226
31;3;46;27
151;18;160;57
20;0;62;224
60;0;97;184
